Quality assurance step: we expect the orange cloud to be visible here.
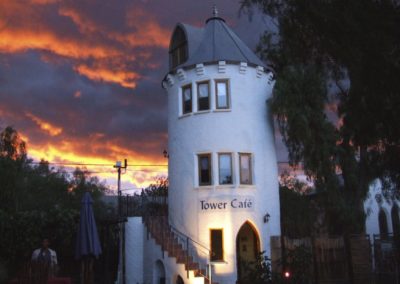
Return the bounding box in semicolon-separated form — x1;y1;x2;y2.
26;113;63;136
27;139;167;189
0;29;121;59
0;1;169;89
75;64;140;88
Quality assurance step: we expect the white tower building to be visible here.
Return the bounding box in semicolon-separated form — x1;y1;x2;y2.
162;10;281;283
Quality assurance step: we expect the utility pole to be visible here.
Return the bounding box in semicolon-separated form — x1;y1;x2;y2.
114;159;127;218
114;159;127;284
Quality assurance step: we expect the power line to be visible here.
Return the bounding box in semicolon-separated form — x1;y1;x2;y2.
29;161;168;167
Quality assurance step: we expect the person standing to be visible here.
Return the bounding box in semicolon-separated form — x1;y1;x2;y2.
31;238;58;280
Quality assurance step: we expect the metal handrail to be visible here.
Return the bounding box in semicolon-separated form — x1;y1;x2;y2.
144;215;213;282
170;225;211;255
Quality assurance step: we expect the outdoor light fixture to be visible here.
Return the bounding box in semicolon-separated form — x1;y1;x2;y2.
263;213;270;223
163;149;169;158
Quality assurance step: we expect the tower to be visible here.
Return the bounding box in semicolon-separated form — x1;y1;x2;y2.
162;10;281;283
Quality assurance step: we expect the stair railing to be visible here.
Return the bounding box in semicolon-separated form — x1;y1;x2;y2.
170;225;212;280
145;216;213;282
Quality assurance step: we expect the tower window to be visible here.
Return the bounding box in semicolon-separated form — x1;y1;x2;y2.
210;229;224;261
239;153;252;185
197;81;210;111
169;26;188;69
215;80;230;109
182;85;192;114
198;154;212;186
218;153;233;185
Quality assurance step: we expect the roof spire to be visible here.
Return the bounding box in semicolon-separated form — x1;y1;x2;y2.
212;4;218;17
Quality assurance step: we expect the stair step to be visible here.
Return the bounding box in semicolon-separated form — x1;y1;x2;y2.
185;262;199;270
145;218;215;282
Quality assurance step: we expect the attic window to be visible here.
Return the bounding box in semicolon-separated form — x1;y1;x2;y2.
170;26;188;69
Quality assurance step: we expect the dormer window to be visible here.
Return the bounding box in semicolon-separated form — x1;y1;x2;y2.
169;26;188;69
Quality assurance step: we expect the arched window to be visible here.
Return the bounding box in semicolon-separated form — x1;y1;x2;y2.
378;208;389;238
169;26;188;69
391;204;400;238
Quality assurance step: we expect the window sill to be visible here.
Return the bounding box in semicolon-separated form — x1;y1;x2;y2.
238;184;256;189
195;185;213;190
213;109;231;113
178;113;192;119
194;110;211;115
215;185;235;189
210;260;228;265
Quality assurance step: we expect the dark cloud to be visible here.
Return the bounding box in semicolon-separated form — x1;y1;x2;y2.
0;0;281;187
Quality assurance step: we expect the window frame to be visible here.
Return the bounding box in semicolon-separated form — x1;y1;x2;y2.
215;79;230;110
182;84;192;115
169;27;188;69
239;153;253;185
210;228;224;262
198;153;212;186
196;80;211;111
218;153;233;185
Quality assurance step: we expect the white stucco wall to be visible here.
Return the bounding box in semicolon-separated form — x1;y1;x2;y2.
164;62;281;283
141;226;206;284
364;179;400;238
125;217;144;284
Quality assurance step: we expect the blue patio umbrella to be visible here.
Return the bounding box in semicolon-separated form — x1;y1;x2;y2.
76;192;102;259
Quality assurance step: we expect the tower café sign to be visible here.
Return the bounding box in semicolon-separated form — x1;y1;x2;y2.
199;196;255;212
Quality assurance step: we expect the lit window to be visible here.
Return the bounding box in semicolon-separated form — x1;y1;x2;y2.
239;153;252;185
197;81;210;111
215;80;230;109
210;229;223;261
182;85;192;114
218;153;232;185
198;154;212;186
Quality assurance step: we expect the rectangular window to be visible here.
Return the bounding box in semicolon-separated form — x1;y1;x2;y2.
215;80;230;109
182;85;192;114
198;154;212;186
197;81;210;111
218;153;233;185
239;153;252;185
210;229;223;261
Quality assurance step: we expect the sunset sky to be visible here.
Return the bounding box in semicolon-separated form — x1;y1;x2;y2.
0;0;282;193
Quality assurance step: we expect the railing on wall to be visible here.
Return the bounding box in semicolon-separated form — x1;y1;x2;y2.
140;197;213;283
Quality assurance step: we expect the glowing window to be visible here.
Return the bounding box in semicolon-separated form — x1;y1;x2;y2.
239;153;252;185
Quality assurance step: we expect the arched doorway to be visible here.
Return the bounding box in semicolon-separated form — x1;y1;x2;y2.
154;260;166;284
236;221;260;283
379;208;389;239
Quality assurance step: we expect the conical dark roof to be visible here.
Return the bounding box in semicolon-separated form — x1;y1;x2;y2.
172;16;268;70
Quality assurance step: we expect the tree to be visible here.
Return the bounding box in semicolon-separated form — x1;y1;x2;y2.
0;126;26;160
0;126;112;281
279;174;317;238
241;0;400;233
